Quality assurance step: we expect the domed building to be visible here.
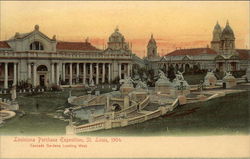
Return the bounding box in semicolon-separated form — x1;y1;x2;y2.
157;20;250;73
0;25;143;89
107;27;130;51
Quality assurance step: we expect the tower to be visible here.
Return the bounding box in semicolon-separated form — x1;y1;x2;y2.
147;34;158;58
220;20;235;54
211;21;222;52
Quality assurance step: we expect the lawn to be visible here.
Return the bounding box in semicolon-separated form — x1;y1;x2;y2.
0;88;85;136
183;73;206;85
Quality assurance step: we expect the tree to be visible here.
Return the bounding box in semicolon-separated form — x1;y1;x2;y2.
167;65;176;81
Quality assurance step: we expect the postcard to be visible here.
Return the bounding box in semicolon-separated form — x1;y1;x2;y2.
0;1;249;158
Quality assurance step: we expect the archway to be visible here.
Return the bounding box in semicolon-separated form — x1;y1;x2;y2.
112;103;121;112
37;65;48;87
37;65;48;71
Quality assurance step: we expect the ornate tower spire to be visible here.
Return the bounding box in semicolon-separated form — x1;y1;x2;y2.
211;21;222;52
147;34;158;58
115;25;119;32
220;20;235;54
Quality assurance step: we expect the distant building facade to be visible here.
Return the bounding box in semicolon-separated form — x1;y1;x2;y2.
157;21;250;73
0;25;138;89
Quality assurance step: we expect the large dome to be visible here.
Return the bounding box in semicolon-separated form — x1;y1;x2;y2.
212;22;222;41
214;22;222;31
108;27;125;43
147;34;156;46
221;21;235;40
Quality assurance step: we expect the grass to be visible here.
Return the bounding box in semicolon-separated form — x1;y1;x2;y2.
184;73;206;85
0;88;85;136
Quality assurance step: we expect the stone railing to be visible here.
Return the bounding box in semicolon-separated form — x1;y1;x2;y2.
114;100;138;117
92;114;106;121
68;97;180;134
74;121;105;133
236;77;247;83
88;95;106;105
146;110;162;120
171;98;179;109
138;96;150;110
0;51;132;60
127;116;146;125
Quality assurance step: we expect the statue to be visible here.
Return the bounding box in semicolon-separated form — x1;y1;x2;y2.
133;69;140;80
176;70;185;81
172;70;190;91
120;76;134;85
142;72;147;81
135;79;148;89
225;71;232;77
203;70;217;87
89;79;95;87
158;70;169;81
11;85;17;101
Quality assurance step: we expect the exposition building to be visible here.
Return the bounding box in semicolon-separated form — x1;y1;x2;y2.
0;25;141;89
147;21;250;73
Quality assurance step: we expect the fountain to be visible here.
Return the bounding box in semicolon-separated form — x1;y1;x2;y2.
155;70;172;94
203;70;217;87
223;72;236;88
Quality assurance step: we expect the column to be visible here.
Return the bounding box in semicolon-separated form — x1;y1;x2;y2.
33;63;37;87
76;63;79;83
119;63;122;79
90;63;93;82
69;63;72;85
56;63;60;85
62;63;66;81
102;63;105;83
13;63;17;86
127;63;130;77
28;63;31;82
108;63;111;83
83;63;86;84
130;64;132;77
51;63;55;84
4;63;8;89
96;63;99;85
237;63;240;70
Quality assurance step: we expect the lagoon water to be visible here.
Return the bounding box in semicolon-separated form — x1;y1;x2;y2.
74;105;105;120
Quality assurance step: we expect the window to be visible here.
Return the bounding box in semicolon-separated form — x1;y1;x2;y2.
30;41;44;50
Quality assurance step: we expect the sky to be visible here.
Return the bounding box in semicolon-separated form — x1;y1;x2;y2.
0;1;249;57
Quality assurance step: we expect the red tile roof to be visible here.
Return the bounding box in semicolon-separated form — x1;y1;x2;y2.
56;42;99;51
0;41;11;48
236;49;250;60
165;48;217;56
56;41;100;51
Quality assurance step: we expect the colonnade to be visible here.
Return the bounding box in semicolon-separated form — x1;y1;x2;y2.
62;62;131;85
0;62;18;89
0;61;132;89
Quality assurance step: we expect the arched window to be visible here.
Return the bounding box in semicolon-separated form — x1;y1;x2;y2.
37;65;48;71
29;41;44;50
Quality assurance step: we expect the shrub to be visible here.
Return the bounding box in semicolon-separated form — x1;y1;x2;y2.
50;84;63;91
